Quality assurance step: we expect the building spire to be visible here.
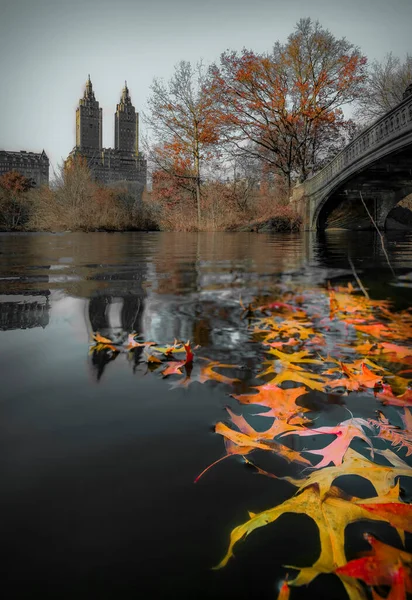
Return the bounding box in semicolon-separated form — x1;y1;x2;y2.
84;74;94;99
121;80;131;105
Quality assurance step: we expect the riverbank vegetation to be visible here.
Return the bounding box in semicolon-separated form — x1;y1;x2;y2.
0;160;154;232
0;157;301;232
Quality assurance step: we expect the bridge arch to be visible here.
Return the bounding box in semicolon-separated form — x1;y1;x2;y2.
292;88;412;230
314;145;412;230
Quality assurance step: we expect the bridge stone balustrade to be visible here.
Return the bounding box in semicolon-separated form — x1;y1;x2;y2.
291;91;412;230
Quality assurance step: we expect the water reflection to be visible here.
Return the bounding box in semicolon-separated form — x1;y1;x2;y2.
0;230;411;342
1;230;412;600
0;292;50;330
88;294;146;380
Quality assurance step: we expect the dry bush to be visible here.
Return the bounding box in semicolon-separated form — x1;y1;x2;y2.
27;158;157;232
253;201;302;231
150;166;301;232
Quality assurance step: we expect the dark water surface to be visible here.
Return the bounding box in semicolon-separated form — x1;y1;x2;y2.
1;231;412;600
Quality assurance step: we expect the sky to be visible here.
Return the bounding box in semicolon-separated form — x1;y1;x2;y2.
0;0;411;176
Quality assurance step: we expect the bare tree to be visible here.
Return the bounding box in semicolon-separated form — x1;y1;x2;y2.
145;61;219;227
356;52;412;124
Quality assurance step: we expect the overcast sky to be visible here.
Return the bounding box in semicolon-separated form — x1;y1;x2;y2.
0;0;411;175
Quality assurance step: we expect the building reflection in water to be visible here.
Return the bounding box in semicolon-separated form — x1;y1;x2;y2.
88;293;146;380
0;292;51;330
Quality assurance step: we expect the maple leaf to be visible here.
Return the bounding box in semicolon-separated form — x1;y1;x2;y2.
279;447;412;499
327;363;383;392
214;485;388;586
336;533;412;592
376;384;412;407
231;384;309;421
280;418;374;468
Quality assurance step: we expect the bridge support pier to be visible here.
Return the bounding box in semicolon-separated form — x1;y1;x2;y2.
375;191;398;229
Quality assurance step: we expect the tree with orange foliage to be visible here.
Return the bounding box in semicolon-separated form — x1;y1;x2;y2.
146;61;220;227
0;171;33;229
208;18;367;189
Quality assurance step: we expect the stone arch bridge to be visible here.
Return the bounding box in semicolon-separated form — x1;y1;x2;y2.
291;88;412;230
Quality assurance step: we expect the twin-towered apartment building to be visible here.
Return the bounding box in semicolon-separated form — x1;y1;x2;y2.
0;76;147;188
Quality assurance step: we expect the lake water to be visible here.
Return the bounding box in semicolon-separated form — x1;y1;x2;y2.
1;231;412;599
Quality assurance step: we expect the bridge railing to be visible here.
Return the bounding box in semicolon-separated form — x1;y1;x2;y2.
303;93;412;196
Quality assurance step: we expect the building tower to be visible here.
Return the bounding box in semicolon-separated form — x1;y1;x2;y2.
76;75;103;150
114;82;139;155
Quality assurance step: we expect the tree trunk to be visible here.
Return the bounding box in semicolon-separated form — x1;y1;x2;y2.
194;136;201;229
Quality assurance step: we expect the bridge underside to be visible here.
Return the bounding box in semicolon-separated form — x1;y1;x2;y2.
315;145;412;230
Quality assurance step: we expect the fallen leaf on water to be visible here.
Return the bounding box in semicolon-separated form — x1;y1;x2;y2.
327;363;383;392
231;384;309;421
125;334;157;350
336;534;412;592
278;448;411;499
354;482;412;535
376;384;412;407
354;323;395;339
161;342;194;377
214;485;387;587
280;418;374;468
276;579;290;600
91;332;118;352
380;342;412;360
257;363;325;391
370;412;412;456
144;350;162;364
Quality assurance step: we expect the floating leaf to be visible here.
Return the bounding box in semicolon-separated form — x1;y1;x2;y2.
280;418;374;468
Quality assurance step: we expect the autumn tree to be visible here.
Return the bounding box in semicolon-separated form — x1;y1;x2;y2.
208;18;367;189
146;61;220;227
356;52;412;123
0;171;33;229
